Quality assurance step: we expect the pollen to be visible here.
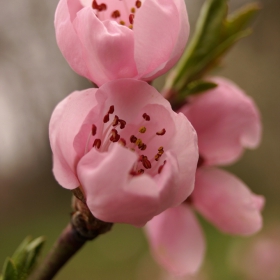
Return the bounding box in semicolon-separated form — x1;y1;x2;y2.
111;10;121;18
129;14;135;25
139;126;146;133
156;128;166;136
142;113;150;121
136;0;142;8
120;20;125;25
131;7;136;13
92;124;97;136
93;139;101;149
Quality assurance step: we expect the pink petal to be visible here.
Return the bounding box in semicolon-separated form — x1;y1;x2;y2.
77;144;160;226
134;0;183;78
49;88;98;189
55;0;90;80
145;205;205;276
168;113;198;203
180;77;261;166
140;0;190;80
73;8;137;86
192;167;265;235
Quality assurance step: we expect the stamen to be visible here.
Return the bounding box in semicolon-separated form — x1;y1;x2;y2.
158;146;164;155
130;135;137;143
142;113;150;121
138;143;147;150
131;7;136;13
158;160;166;174
130;169;144;176
111;10;121;18
139;126;146;133
119;119;126;129
93;139;101;149
92;0;98;9
136;0;142;8
129;14;134;25
108;105;114;114
103;113;110;123
141;156;152;169
112;115;119;126
135;138;142;146
92;124;97;136
155;154;160;161
119;138;126;146
110;129;120;142
120;20;125;25
156;128;166;136
99;3;107;11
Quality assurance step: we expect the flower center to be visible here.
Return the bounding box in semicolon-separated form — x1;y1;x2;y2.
87;105;167;177
88;0;142;29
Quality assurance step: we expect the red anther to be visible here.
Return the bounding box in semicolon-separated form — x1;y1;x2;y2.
103;113;110;123
108;105;114;114
119;138;126;146
92;0;98;9
142;113;150;121
138;155;144;162
110;129;120;142
156;128;166;136
142;156;151;169
138;143;147;150
112;115;119;126
158;160;166;174
155;154;160;161
91;124;97;136
130;135;137;143
111;10;121;18
130;169;144;176
119;119;126;129
129;14;134;25
135;0;142;8
99;3;107;11
93;139;101;149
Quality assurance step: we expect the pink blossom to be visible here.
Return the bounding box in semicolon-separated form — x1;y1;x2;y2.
54;0;189;86
49;79;198;226
180;77;261;166
145;77;264;275
230;226;280;280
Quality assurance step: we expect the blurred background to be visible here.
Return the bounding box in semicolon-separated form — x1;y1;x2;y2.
0;0;279;279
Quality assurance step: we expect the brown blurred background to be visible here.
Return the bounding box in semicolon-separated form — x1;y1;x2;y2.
0;0;279;279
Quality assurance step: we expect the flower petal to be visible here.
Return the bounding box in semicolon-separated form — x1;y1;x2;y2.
145;205;205;276
73;8;137;86
134;0;182;78
180;77;261;166
49;89;98;189
192;167;265;235
55;0;90;79
77;144;160;226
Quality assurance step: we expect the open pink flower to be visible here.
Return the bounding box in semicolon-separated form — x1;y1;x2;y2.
50;79;198;226
55;0;189;86
145;77;264;276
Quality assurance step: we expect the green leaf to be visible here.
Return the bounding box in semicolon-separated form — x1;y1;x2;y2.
224;3;260;38
170;80;218;109
2;259;18;280
170;0;228;90
164;0;260;105
0;236;45;280
24;237;45;273
185;80;218;95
